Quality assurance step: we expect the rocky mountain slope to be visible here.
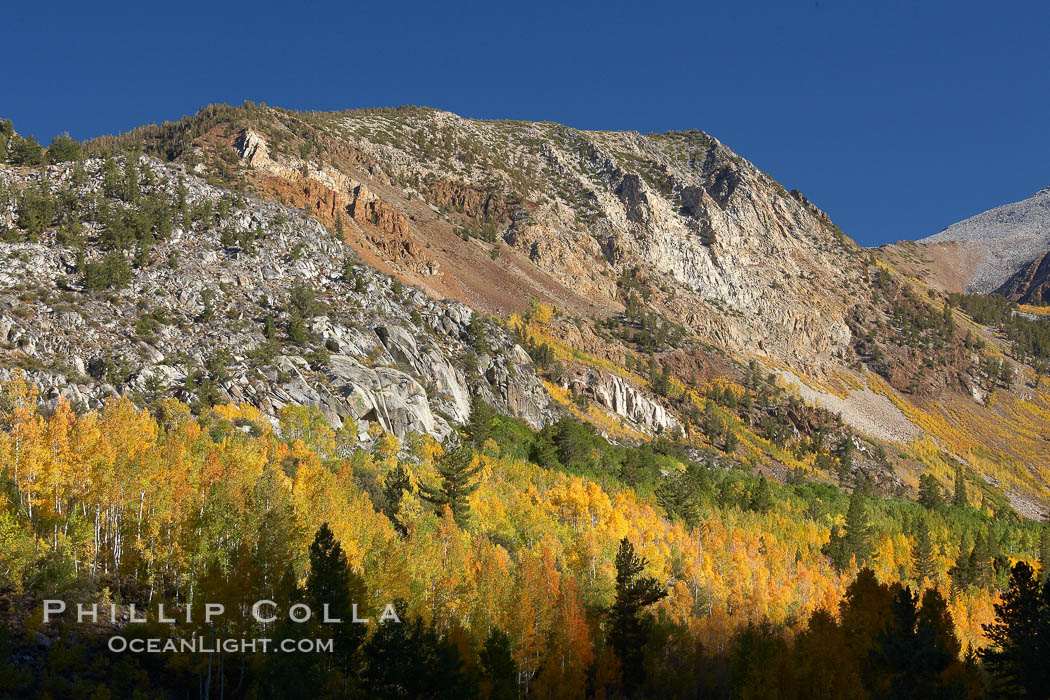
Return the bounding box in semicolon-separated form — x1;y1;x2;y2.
897;185;1050;296
995;250;1050;304
0;157;562;443
92;104;874;374
4;105;1050;516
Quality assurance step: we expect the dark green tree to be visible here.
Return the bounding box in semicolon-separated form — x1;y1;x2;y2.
918;473;944;510
263;564;323;700
655;469;702;528
82;252;132;291
792;607;865;698
468;313;491;356
914;588;964;692
747;475;775;514
122;153;141;203
840;568;895;678
46;134;82;164
949;546;976;591
289;280;326;317
9;133;44;165
872;585;965;699
305;523;368;684
0;118;12;162
418;439;482;527
824;491;874;569
360;599;476;699
1038;526;1050;585
286;312;309;344
980;561;1050;697
102;156;120;197
381;465;412;537
870;583;919;698
479;627;517;700
464;395;495;447
912;519;936;583
971;532;996;589
952;465;969;508
729;622;794;699
609;536;667;694
15;178;57;236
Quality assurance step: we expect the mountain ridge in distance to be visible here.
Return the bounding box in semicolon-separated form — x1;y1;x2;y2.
888;184;1050;297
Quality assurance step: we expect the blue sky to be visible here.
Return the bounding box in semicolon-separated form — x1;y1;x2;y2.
4;0;1048;246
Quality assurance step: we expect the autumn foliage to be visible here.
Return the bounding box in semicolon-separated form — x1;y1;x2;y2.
0;376;1044;697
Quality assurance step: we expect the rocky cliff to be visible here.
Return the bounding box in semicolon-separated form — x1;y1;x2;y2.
94;105;873;376
0;157;561;443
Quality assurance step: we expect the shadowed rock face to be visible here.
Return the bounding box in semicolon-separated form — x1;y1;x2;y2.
996;251;1050;304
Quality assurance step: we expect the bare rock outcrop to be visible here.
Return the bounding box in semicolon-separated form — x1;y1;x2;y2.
0;158;555;443
563;369;679;435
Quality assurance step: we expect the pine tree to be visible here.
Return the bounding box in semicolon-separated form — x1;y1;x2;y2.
361;599;476;698
912;519;936;583
305;523;368;681
262;564;318;699
122;153;141;203
748;475;774;514
9;134;44;166
102;156;120;198
951;465;968;508
0;119;10;163
918;473;944;510
949;546;976;591
381;465;412;537
845;492;874;566
655;469;702;528
875;585;965;698
479;627;517;700
915;588;962;682
46;134;82;164
464;395;495;447
609;537;667;694
980;561;1050;696
1038;525;1050;585
418;439;482;527
972;533;995;588
824;491;874;569
871;583;919;698
725;429;739;453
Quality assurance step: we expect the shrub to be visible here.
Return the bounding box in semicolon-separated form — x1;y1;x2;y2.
8;134;44;166
82;253;133;291
47;134;82;164
16;180;57;236
289;280;326;317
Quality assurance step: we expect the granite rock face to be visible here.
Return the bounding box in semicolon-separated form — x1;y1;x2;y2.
0;158;557;443
563;369;680;435
228;111;870;374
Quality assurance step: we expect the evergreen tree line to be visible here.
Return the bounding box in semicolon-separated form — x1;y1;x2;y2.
0;118;83;166
6;520;1049;699
949;292;1050;367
